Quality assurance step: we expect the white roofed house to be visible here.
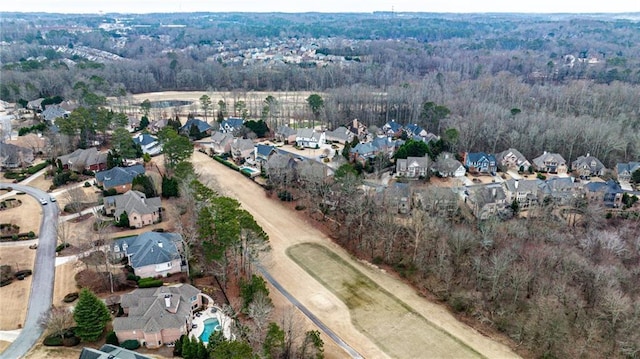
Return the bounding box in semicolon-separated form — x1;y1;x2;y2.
396;156;431;178
295;128;326;148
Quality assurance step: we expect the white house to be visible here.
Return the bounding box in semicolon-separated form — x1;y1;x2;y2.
295;128;326;148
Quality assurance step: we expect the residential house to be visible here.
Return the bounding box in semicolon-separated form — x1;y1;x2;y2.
0;115;13;142
220;118;244;134
0;143;34;169
265;152;297;185
347;119;368;140
297;159;331;186
204;132;234;155
371;136;396;158
584;180;623;208
431;152;466;177
324;126;352;144
495;148;531;172
104;190;162;228
502;179;541;209
538;177;582;206
254;144;276;169
532;151;567;174
572;154;605;177
95;164;145;193
349;142;378;164
180;118;212;138
113;284;204;348
464;152;497;174
385;182;411;214
7;133;47;154
230;138;255;163
79;344;152;359
382;120;403;137
413;187;459;217
616;162;640;182
465;184;508;219
40;105;69;123
57;147;107;172
404;123;428;138
110;231;184;278
148;118;169;134
396;156;431;178
26;98;44;111
274;125;297;143
133;133;162;156
126;116;140;133
295;128;326;148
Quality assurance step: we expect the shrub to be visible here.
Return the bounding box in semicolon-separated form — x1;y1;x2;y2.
14;269;32;278
126;273;140;282
27;162;49;175
295;204;306;211
278;190;293;202
536;173;547;180
0;279;12;287
56;243;70;252
106;331;119;346
138;278;163;288
120;340;140;350
63;336;80;347
43;334;64;346
63;292;79;303
27;231;35;238
84;181;91;187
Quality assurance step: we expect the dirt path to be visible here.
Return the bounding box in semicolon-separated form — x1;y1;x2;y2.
192;151;519;359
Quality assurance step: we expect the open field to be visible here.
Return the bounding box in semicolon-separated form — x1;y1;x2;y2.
192;151;519;359
0;193;43;235
288;243;482;359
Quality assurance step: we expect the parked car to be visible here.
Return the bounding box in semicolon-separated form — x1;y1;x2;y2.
39;198;47;205
49;196;56;202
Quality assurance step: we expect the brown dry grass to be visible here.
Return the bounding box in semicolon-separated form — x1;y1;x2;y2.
0;246;36;330
0;194;43;235
0;340;10;353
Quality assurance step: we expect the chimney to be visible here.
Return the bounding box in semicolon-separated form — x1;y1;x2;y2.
586;152;590;157
514;179;519;190
158;242;163;248
164;295;171;308
492;187;497;198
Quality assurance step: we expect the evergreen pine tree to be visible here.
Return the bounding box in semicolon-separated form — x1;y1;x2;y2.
73;288;111;342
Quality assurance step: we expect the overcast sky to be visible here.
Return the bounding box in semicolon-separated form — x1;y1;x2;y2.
3;0;639;14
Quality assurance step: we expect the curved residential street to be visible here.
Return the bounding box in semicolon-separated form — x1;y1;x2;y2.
0;184;58;359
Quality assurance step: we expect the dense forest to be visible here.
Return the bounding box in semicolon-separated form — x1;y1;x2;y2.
2;11;640;358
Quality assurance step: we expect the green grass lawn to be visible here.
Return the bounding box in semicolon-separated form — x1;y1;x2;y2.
287;242;484;359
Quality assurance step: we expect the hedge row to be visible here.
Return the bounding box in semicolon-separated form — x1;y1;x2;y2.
212;155;240;171
138;277;163;288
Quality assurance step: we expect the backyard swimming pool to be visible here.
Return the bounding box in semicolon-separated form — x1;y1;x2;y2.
199;317;221;344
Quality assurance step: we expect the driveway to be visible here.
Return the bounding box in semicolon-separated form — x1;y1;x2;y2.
0;184;58;359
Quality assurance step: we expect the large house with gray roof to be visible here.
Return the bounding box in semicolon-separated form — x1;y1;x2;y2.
113;284;203;348
95;165;145;193
57;147;107;173
532;151;567;174
572;153;605;177
495;148;531;172
616;161;640;182
396;156;431;178
0;143;34;169
104;190;162;228
110;231;184;278
79;344;151;359
133;133;162;156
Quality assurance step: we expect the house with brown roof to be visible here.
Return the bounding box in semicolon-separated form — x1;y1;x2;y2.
113;284;204;348
57;147;107;172
103;190;162;228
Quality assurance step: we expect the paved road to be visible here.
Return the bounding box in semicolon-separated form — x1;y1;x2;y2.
0;184;58;359
256;264;364;359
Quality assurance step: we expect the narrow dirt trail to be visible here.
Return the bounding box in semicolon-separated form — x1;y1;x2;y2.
192;151;519;359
